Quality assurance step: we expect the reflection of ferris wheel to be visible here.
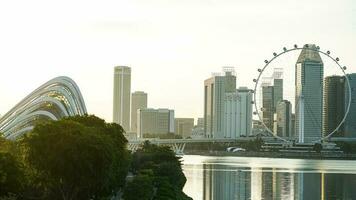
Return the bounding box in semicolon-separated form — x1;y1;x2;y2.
252;44;351;143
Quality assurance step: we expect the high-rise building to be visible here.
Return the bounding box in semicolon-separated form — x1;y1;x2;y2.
113;66;131;131
137;108;174;138
291;114;296;139
344;73;356;137
295;44;324;143
261;68;283;133
275;100;292;138
175;118;194;138
322;76;345;137
262;85;274;131
204;67;236;138
197;118;204;128
131;91;147;133
224;87;253;138
272;68;283;110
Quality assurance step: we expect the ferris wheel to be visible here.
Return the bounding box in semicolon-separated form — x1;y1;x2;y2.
252;44;351;143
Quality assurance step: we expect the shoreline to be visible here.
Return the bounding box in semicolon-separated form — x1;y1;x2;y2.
183;151;356;160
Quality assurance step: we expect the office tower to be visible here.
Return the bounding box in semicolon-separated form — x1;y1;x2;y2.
197;118;204;128
261;68;283;133
224;87;253;138
157;109;175;134
131;91;147;133
291;114;296;139
262;86;274;131
113;66;131;131
275;100;292;138
204;67;236;138
175;118;194;138
272;68;283;110
322;76;345;137
295;44;324;143
237;87;253;137
344;73;356;137
137;108;174;138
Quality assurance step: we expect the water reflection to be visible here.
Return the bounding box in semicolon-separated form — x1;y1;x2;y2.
182;156;356;200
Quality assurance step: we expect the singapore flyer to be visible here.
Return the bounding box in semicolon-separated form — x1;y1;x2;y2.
253;44;351;144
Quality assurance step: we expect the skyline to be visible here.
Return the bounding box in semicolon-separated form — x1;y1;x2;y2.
1;0;356;122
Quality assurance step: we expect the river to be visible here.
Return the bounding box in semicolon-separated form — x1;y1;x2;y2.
182;155;356;200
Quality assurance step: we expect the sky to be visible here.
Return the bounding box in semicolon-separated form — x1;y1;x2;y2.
0;0;355;122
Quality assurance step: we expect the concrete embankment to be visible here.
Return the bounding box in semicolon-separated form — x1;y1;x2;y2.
184;151;356;160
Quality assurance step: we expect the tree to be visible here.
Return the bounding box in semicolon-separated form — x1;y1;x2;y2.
128;141;192;200
21;115;130;200
313;143;322;153
0;152;24;198
122;174;154;200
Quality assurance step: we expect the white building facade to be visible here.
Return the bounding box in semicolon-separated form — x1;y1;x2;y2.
204;67;236;138
223;87;253;138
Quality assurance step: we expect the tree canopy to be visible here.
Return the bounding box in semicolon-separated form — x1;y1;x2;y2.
124;141;192;200
0;115;130;200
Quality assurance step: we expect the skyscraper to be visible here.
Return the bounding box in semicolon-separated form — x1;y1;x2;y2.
295;44;324;143
344;73;356;138
223;87;253;138
262;85;274;131
261;68;283;133
291;114;296;140
275;100;292;138
322;76;345;137
113;66;131;131
131;91;147;133
204;67;236;138
272;68;283;110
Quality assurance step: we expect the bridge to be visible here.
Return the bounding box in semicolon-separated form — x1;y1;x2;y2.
127;137;255;154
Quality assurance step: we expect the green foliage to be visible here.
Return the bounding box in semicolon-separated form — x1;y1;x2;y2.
122;174;154;200
0;194;18;200
20;115;130;199
143;133;182;139
154;162;186;190
0;152;24;197
154;178;177;200
241;138;264;152
313;143;322;153
131;141;180;173
0;116;191;200
336;142;356;154
124;141;192;200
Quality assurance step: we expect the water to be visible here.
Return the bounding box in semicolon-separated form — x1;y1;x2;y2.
182;155;356;200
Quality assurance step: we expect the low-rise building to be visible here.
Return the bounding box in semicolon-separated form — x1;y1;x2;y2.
137;108;174;138
175;118;194;138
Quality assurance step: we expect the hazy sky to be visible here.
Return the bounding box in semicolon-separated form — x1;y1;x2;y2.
0;0;355;122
